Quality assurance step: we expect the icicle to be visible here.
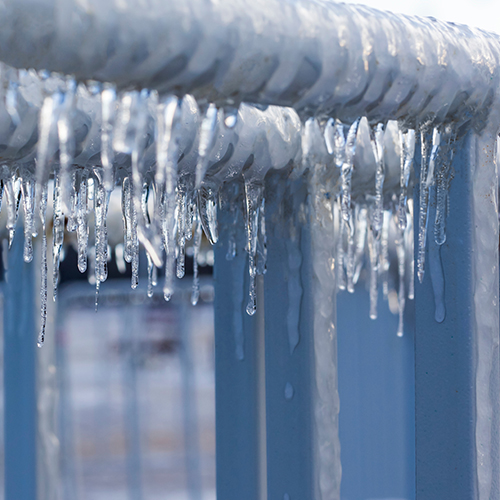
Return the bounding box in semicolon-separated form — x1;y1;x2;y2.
130;196;139;290
141;184;155;298
156;95;180;301
196;103;218;188
130;187;139;289
340;118;361;227
256;196;267;275
38;182;48;348
369;123;386;235
324;118;346;168
162;180;176;302
244;180;263;316
417;127;439;282
352;206;368;286
434;126;456;246
335;198;346;291
146;252;154;298
367;208;379;320
21;176;35;263
395;224;406;337
52;175;64;300
67;171;78;232
101;84;116;192
398;128;416;230
381;210;391;299
191;210;203;306
152;263;158;286
94;174;108;305
76;173;89;273
122;177;133;263
226;197;239;261
185;201;196;240
176;190;187;279
198;186;219;244
5;174;21;248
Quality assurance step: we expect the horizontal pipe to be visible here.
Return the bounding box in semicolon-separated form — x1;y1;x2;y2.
0;1;499;125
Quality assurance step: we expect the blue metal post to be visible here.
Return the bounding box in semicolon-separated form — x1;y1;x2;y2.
3;230;37;500
337;289;415;500
414;129;500;499
213;191;265;500
263;178;316;500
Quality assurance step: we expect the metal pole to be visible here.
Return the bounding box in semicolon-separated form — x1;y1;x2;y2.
3;230;37;500
337;289;415;499
414;129;500;499
263;175;316;500
213;188;264;500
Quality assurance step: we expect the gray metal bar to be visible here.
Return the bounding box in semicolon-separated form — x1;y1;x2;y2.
213;192;264;500
414;130;500;499
3;230;37;500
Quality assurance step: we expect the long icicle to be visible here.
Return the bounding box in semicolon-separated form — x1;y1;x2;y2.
396;223;406;337
22;175;35;263
52;174;64;300
398;127;416;230
340;118;361;227
156;96;180;301
191;208;203;306
76;173;89;273
367;206;379;320
434;125;456;246
244;179;263;316
38;182;48;348
417;126;439;282
369;122;386;236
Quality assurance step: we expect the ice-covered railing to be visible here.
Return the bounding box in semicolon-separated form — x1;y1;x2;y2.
1;0;499;347
0;67;415;344
1;1;500;499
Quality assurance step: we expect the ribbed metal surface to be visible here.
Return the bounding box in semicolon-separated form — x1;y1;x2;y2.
0;0;499;125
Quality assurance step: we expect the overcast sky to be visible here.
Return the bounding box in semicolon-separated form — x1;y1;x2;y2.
342;0;498;34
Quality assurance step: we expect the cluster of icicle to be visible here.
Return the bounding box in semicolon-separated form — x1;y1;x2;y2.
0;64;457;346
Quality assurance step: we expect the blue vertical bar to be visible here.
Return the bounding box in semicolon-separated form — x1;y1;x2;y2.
414;130;499;499
4;230;37;500
337;289;415;500
213;192;263;500
263;175;315;500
